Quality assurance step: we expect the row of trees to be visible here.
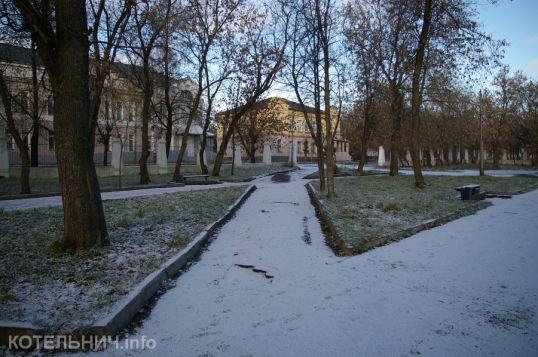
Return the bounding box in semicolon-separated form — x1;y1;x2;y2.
1;0;531;250
342;0;508;187
0;0;293;250
344;69;538;168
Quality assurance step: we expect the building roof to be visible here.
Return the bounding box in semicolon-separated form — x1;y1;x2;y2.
0;43;42;66
177;124;215;137
0;43;195;88
217;97;321;116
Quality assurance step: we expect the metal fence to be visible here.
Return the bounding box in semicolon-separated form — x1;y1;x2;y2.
7;144;218;167
8;144;57;166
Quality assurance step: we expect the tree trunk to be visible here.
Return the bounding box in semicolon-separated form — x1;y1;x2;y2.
30;128;39;167
30;36;40;167
249;142;256;163
55;1;108;249
0;70;32;194
139;65;152;185
358;102;373;175
164;40;173;158
103;137;109;166
19;147;31;194
410;0;431;188
39;0;108;249
313;49;325;191
88;69;104;154
389;88;403;176
322;72;335;198
165;121;172;158
173;124;194;177
212;129;231;176
199;117;210;175
492;146;500;169
173;88;203;178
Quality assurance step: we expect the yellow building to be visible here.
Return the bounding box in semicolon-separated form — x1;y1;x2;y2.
216;97;351;162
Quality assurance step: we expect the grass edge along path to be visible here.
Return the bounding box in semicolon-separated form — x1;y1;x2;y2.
307;175;538;256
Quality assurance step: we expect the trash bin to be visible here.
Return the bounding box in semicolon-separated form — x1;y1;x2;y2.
460;186;475;200
457;185;480;200
174;174;184;183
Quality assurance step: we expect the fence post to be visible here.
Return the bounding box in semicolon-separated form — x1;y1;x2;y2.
111;138;123;176
288;142;297;165
234;143;242;167
0;133;9;178
263;142;272;165
378;146;385;167
157;139;168;174
196;147;206;170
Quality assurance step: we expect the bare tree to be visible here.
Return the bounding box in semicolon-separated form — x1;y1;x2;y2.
0;69;31;193
12;0;108;250
88;0;133;153
287;0;326;190
172;0;240;178
211;1;290;176
235;101;287;162
409;0;432;187
124;0;171;184
343;0;383;175
408;0;504;186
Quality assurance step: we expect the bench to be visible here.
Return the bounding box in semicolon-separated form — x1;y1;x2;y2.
455;184;481;200
172;174;209;183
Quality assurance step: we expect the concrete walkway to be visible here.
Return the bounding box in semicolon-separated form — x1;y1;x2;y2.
91;166;538;356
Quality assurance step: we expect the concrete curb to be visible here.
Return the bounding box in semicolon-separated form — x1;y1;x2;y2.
0;185;257;347
0;321;42;348
305;182;351;256
306;181;485;256
90;184;256;336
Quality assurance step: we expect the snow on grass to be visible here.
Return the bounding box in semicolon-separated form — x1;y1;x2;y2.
314;175;538;249
0;186;246;334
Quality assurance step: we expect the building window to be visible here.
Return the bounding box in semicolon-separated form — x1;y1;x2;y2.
48;133;55;151
47;95;53;116
14;92;28;113
128;102;135;122
344;142;347;152
155;102;163;116
277;139;282;153
297;120;302;132
7;137;14;150
115;102;122;121
128;134;134;152
104;100;110;121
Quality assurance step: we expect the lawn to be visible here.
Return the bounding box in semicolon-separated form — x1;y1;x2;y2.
312;175;538;251
0;163;288;196
0;186;247;334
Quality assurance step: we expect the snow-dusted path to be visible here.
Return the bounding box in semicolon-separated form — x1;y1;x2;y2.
0;181;245;212
93;166;538;357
